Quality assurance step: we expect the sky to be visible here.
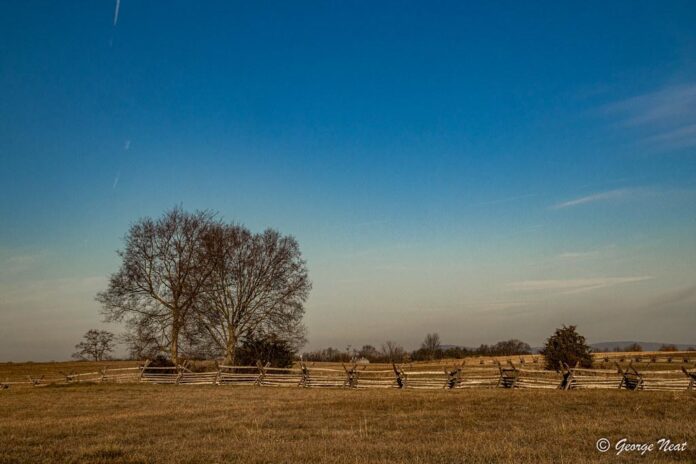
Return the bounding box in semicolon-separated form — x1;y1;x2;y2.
1;1;696;361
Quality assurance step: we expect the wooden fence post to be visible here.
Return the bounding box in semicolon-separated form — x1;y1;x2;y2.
138;359;150;382
444;366;461;389
255;361;269;386
299;360;310;387
27;375;44;387
508;360;520;388
616;362;625;389
630;363;644;390
617;362;643;390
214;360;221;386
175;365;184;385
559;361;578;390
342;363;358;388
392;363;405;389
496;361;518;388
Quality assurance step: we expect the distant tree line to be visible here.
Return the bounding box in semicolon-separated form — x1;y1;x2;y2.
302;333;532;363
75;319;696;369
610;343;693;352
301;326;629;372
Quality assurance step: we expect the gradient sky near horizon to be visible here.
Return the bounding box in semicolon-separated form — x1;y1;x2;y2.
1;1;696;361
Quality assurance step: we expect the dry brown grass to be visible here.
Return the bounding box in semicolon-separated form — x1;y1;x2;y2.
1;383;695;464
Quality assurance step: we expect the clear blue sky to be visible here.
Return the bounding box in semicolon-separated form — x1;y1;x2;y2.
1;1;696;360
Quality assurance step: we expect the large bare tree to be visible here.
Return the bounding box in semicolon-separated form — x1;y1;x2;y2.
97;207;216;364
199;225;311;364
72;329;116;361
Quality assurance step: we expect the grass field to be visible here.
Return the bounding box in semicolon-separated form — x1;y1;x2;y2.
1;383;694;464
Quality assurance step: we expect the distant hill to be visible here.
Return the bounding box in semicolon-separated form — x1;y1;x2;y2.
589;341;696;352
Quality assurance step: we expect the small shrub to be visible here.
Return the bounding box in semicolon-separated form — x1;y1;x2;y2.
236;334;295;368
144;355;176;373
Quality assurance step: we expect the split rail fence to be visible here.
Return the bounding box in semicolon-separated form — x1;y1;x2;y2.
4;360;696;392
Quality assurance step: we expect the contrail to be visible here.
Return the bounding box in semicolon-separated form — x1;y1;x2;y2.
113;0;121;26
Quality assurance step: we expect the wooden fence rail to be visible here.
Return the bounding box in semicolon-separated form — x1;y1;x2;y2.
4;361;696;392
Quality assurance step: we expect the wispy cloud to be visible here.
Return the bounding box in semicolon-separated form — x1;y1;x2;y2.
551;188;638;209
603;83;696;151
112;171;120;189
113;0;121;26
419;300;531;313
507;276;653;295
643;123;696;149
637;284;696;315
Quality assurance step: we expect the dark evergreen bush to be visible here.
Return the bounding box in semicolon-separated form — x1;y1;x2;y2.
541;325;593;370
235;334;295;368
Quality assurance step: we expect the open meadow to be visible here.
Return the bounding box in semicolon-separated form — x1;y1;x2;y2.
1;360;695;463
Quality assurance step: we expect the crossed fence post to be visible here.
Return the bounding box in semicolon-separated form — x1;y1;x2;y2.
392;363;406;389
255;361;270;386
342;363;358;388
138;359;151;382
175;365;183;385
26;375;44;387
444;364;462;389
496;361;519;388
59;371;76;384
299;360;310;387
559;361;578;390
617;361;643;391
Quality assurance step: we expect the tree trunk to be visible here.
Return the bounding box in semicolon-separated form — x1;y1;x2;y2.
224;329;237;365
170;322;180;365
